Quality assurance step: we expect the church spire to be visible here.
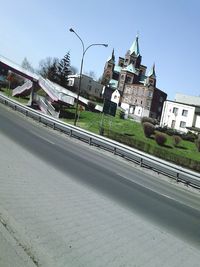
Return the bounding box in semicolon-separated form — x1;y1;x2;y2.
129;35;140;56
148;63;156;78
106;48;115;63
112;48;115;62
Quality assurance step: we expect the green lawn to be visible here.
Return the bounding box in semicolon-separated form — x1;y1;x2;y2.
0;87;29;105
62;107;200;167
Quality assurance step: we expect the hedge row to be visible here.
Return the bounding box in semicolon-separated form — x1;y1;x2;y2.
105;129;200;172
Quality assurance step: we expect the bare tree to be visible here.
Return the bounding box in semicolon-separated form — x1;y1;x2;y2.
38;57;59;82
21;57;34;73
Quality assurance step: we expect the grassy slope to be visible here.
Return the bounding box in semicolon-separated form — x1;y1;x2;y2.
0;88;29;104
62;108;200;162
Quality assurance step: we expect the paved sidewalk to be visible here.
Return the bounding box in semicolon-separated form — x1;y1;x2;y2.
1;132;200;267
0;221;36;267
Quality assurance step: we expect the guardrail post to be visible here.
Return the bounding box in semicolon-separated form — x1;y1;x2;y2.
25;110;28;116
38;116;41;122
89;137;92;145
176;173;179;182
53;123;55;130
140;158;143;167
69;129;72;137
113;147;117;155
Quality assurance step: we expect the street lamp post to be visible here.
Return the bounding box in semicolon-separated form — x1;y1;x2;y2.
69;28;108;126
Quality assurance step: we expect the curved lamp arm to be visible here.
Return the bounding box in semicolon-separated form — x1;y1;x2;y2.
69;28;108;126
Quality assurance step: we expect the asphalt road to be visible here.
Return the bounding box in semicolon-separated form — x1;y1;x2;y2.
1;103;200;266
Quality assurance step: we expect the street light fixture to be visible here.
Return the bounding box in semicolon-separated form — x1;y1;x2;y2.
69;28;108;126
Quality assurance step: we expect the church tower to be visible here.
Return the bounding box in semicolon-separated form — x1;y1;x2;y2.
101;49;115;85
124;35;142;69
146;63;156;87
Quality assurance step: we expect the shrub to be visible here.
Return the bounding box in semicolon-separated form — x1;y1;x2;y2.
181;131;197;142
142;122;155;138
119;110;125;119
141;116;157;125
172;135;182;147
156;127;197;143
155;132;167;146
195;135;200;152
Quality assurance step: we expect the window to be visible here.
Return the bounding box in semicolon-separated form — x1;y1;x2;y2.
182;109;188;117
121;75;125;80
141;100;143;104
148;91;153;97
172;107;178;115
159;96;163;102
146;100;151;107
67;80;73;86
180;121;186;128
171;120;175;129
149;79;154;85
126;76;132;84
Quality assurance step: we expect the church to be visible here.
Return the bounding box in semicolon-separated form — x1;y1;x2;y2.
102;36;167;121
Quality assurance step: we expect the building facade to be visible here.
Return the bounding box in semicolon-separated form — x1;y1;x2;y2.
160;100;200;133
102;36;167;121
67;74;103;99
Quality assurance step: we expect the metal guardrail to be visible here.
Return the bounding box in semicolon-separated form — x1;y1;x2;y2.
1;93;200;189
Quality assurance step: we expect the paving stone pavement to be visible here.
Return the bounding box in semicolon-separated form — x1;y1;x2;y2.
0;221;36;267
0;132;200;267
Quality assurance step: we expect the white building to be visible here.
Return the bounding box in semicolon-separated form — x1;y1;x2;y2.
160;100;200;133
67;74;103;99
111;89;120;105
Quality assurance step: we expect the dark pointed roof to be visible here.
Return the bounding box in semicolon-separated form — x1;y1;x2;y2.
106;48;115;64
148;63;156;78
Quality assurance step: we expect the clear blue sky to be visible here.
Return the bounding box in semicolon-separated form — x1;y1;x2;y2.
1;0;199;100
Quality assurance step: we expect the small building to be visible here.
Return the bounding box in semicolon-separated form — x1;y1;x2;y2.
160;100;200;133
67;74;103;99
102;86;120;105
111;89;120;105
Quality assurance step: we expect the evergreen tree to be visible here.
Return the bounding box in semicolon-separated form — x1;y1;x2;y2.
38;52;73;88
57;52;72;87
